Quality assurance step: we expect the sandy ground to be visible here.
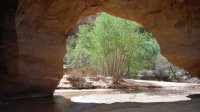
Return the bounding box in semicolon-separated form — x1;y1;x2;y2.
0;80;200;112
56;80;200;112
57;75;200;89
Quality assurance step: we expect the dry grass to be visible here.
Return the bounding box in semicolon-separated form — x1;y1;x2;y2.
64;66;99;77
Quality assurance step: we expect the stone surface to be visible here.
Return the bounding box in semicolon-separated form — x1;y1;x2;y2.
0;0;200;99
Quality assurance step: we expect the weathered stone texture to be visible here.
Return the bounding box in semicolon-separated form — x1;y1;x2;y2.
0;0;200;99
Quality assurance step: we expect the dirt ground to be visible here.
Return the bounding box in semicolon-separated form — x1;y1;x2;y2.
1;80;200;112
55;80;200;112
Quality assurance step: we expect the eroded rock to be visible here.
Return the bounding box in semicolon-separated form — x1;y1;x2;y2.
0;0;200;99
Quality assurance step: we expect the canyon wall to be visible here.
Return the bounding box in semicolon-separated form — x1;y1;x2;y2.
0;0;200;99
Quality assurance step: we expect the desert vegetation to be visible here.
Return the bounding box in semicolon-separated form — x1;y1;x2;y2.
62;12;195;87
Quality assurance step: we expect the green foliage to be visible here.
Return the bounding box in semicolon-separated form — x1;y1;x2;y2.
64;35;76;65
65;12;160;83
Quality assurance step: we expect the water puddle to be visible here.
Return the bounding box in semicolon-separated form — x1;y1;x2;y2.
1;87;200;112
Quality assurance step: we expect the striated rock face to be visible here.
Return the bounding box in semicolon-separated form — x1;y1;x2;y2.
0;0;200;100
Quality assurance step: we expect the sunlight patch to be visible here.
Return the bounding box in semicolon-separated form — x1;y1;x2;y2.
71;93;191;104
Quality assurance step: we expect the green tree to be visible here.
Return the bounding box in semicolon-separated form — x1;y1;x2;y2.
65;12;159;83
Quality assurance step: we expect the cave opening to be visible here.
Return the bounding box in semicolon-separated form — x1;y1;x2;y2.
54;12;198;105
1;1;200;112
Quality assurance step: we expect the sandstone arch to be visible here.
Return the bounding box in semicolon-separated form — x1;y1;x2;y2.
0;0;200;99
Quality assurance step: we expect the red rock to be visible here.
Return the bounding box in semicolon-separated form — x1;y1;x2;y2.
0;0;200;100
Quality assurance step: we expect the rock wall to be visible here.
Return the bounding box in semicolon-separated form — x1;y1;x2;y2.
0;0;200;100
0;0;20;100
